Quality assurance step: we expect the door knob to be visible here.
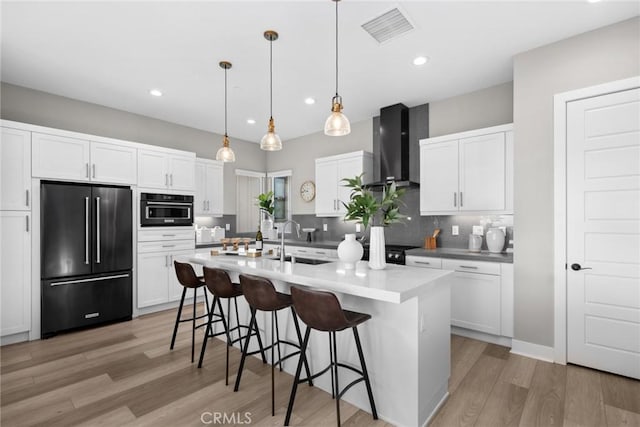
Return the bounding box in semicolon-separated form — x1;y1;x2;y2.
571;263;592;271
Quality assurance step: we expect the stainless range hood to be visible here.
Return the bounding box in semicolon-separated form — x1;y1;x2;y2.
367;103;421;188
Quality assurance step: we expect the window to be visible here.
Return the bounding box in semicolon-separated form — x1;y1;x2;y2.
267;170;292;224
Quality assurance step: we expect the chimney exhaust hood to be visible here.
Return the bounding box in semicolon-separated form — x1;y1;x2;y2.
367;103;420;189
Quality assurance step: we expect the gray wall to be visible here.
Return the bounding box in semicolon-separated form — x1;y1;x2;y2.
265;118;373;215
0;82;266;215
513;17;640;347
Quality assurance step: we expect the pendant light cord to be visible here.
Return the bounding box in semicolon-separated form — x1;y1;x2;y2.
224;66;228;135
270;37;273;119
335;0;339;97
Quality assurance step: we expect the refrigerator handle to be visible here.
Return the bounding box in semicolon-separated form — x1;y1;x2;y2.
85;197;90;265
96;197;101;263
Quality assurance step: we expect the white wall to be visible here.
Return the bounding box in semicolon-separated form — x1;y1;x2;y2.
513;17;640;347
0;82;266;215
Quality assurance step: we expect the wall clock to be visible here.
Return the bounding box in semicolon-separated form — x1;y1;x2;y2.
300;180;316;202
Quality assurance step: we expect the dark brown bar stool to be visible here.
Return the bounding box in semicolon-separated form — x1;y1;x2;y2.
198;267;267;385
171;261;210;363
234;274;312;416
285;286;378;426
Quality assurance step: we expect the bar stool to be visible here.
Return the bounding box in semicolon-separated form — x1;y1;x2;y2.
171;261;211;363
198;267;267;385
285;286;378;426
234;274;313;416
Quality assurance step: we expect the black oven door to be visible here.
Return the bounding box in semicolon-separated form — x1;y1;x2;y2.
140;193;193;227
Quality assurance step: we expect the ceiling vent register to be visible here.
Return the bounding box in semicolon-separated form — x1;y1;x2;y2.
361;8;414;44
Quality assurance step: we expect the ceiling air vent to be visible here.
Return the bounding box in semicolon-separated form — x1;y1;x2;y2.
361;8;414;44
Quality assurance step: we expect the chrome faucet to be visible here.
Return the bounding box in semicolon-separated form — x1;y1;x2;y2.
279;220;301;262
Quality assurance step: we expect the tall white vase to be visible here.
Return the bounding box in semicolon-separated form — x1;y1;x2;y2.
486;228;505;253
337;234;363;269
368;226;387;270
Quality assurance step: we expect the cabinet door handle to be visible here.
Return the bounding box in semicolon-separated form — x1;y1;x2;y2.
96;197;101;263
460;192;463;207
165;173;169;186
25;215;29;232
85;197;90;265
92;164;96;178
165;255;169;267
170;174;173;186
26;190;30;207
453;192;457;207
86;163;90;178
459;265;478;269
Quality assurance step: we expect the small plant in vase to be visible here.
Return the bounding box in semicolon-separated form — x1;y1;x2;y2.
341;174;406;269
256;191;275;239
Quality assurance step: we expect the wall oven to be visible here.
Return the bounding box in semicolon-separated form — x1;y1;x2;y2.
140;193;193;227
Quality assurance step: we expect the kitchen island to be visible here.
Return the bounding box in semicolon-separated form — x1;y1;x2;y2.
186;253;452;427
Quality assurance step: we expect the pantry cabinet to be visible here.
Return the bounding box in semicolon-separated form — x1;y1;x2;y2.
138;149;195;191
195;158;224;216
32;132;137;185
420;124;513;215
0;211;31;337
1;127;31;211
315;151;373;217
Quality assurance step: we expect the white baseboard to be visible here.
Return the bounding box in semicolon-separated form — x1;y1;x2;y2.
0;331;30;346
511;339;555;362
451;326;512;347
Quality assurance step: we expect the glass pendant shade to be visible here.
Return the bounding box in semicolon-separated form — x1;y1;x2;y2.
324;99;351;136
216;135;236;162
260;117;282;151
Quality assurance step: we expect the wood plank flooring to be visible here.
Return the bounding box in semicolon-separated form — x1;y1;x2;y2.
2;306;639;426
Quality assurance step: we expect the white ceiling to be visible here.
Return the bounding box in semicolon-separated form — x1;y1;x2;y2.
1;1;638;143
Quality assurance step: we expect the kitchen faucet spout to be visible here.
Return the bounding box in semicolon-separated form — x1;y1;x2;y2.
280;220;300;262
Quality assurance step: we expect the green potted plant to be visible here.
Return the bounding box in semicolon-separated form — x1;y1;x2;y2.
341;174;406;269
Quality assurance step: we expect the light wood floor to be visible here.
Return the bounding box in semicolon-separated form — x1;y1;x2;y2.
1;305;638;426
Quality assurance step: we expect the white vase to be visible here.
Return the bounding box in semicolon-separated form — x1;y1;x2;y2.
261;218;273;237
368;226;387;270
486;228;505;253
337;234;363;269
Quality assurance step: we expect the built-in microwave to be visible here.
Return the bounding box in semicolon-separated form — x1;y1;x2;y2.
140;193;193;227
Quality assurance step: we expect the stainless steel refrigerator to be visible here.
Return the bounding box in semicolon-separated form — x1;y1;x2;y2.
41;182;132;337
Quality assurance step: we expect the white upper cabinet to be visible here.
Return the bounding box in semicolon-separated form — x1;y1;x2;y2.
315;151;373;217
1;127;31;210
90;141;137;185
32;132;91;182
32;132;137;185
138;148;195;192
195;158;223;216
420;124;513;215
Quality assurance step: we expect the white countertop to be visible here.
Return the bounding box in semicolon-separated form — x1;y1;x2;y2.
186;253;452;304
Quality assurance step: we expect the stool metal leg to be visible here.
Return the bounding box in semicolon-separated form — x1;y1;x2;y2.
274;312;283;372
234;308;257;392
291;308;313;387
353;326;378;419
191;288;198;362
170;287;187;350
329;332;335;398
271;311;275;416
234;297;243;350
284;326;311;426
215;297;232;385
197;295;218;368
332;331;341;426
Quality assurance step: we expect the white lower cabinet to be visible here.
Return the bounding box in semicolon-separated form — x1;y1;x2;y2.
0;212;31;337
286;245;338;260
406;255;513;339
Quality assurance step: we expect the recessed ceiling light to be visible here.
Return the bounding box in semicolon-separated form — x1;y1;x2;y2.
149;89;163;97
413;56;429;66
247;119;256;125
304;97;316;105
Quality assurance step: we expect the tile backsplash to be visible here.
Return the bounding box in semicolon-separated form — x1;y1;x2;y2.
195;187;514;251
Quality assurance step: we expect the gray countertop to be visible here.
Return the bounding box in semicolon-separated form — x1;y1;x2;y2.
405;247;513;264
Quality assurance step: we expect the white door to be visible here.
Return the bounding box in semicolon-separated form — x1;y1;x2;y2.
315;160;338;216
459;132;505;212
90;141;137;185
567;87;640;379
420;140;459;214
32;132;91;181
168;155;195;191
0;211;31;336
1;127;31;210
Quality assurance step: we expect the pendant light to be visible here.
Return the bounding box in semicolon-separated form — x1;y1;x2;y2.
260;30;282;151
216;61;236;162
324;0;350;136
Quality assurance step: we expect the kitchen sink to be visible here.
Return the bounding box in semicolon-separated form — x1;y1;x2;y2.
283;256;332;265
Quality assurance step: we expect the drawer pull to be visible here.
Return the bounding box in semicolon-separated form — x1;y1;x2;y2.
162;234;176;237
415;261;431;265
162;244;175;248
459;265;478;269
